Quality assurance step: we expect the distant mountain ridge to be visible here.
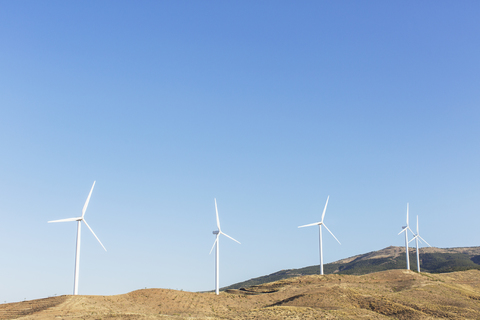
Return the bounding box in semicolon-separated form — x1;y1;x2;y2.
222;246;480;291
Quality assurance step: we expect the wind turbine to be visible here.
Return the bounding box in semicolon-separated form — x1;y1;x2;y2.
409;215;431;272
298;196;341;275
48;181;106;295
209;198;240;295
398;203;414;270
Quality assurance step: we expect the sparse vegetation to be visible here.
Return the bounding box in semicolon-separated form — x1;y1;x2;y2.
223;246;480;290
3;269;480;319
2;246;480;319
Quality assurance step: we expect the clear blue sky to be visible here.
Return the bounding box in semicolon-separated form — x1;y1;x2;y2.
1;1;479;303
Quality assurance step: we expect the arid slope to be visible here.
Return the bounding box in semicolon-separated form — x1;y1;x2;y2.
2;269;480;319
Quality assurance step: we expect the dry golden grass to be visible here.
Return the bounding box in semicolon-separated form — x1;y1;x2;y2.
2;269;480;319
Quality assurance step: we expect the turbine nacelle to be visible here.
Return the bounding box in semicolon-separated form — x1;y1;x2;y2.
298;221;322;228
398;225;414;236
213;230;219;235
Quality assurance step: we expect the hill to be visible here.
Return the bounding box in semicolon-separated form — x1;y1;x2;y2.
223;246;480;290
2;269;480;319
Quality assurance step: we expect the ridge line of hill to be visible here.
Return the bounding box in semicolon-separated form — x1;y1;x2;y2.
221;245;480;291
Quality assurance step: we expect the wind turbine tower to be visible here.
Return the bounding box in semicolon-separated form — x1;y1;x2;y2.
398;203;414;270
209;198;240;295
409;215;431;272
298;196;341;275
48;181;107;295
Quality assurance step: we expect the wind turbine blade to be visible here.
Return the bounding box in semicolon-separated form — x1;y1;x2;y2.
209;238;217;254
321;196;329;223
406;203;409;226
408;235;418;243
298;222;321;228
48;217;80;223
418;235;431;247
322;223;341;245
398;228;407;235
214;198;221;231
220;231;241;244
407;226;415;235
82;219;107;251
82;181;96;218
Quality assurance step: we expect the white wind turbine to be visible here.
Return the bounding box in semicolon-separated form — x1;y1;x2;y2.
409;215;431;272
298;196;341;275
398;203;414;270
48;181;106;295
209;198;240;295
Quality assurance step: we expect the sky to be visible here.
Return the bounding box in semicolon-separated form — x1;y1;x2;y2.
1;0;479;303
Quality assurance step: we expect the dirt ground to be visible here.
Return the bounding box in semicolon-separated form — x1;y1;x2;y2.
2;269;480;319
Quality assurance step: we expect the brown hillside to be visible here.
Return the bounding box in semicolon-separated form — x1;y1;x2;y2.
2;269;480;319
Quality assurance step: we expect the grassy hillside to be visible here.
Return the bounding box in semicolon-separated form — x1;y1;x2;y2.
222;246;480;290
3;269;480;319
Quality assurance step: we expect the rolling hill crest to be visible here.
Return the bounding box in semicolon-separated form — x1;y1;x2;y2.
223;246;480;290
